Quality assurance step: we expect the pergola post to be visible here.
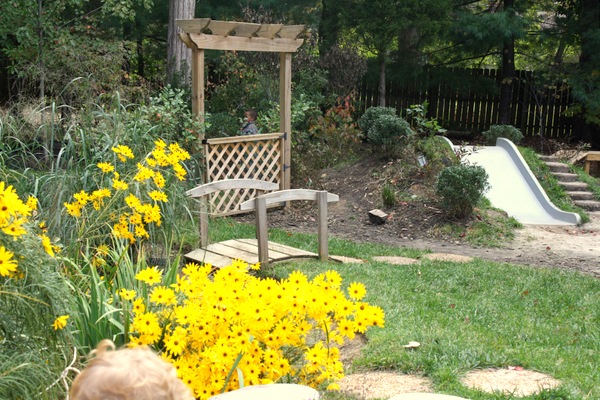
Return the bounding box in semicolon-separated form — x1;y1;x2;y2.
279;52;293;191
191;48;205;131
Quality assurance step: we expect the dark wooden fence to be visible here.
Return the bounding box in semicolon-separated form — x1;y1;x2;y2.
358;67;578;139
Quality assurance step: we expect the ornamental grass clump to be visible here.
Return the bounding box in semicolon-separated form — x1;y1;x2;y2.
127;261;385;399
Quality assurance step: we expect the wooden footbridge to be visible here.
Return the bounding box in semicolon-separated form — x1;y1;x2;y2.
184;179;346;268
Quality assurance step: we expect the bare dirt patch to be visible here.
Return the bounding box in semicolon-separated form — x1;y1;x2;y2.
251;154;600;277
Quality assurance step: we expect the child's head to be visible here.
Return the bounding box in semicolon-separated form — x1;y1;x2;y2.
244;109;257;122
70;340;194;400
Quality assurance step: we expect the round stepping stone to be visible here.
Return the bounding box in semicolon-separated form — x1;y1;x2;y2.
421;253;474;263
373;256;419;265
389;394;469;400
462;368;560;397
208;384;319;400
331;255;366;264
339;371;433;399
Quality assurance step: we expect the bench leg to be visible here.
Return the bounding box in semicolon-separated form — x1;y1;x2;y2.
317;191;328;261
256;197;269;266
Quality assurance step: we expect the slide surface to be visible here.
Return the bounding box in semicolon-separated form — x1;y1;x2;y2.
457;138;580;225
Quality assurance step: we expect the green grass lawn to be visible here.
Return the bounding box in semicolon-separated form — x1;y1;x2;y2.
270;257;599;400
219;219;599;400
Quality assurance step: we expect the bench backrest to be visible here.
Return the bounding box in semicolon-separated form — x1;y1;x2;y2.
239;189;339;264
186;179;279;247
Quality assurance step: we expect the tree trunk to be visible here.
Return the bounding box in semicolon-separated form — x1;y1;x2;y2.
318;0;341;57
167;0;195;85
378;55;386;107
498;0;515;125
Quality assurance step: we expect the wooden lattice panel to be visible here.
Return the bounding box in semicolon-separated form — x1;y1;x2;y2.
204;133;284;215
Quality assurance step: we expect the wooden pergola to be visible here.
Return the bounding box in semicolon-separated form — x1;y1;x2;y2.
176;19;305;191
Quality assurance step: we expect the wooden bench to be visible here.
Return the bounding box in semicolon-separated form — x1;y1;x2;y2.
584;151;600;176
239;189;339;265
186;179;279;248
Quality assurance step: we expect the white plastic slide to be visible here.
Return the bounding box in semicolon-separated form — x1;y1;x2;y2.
449;137;580;225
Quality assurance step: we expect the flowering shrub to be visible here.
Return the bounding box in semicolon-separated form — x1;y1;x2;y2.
0;181;55;274
0;181;72;398
63;139;190;249
127;260;385;399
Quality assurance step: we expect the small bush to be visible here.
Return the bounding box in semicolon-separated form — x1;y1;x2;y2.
367;114;414;146
436;165;490;218
357;106;397;134
482;125;523;145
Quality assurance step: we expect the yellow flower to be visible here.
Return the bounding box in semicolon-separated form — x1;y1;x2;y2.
173;163;187;181
25;196;38;213
112;145;135;162
96;244;110;256
153;172;166;188
165;326;188;356
142;204;162;226
119;288;136;300
97;162;115;173
149;190;168;202
73;190;90;206
134;224;149;239
134;163;155;182
133;297;145;314
0;182;31;218
112;178;129;191
0;246;18;277
150;286;177;306
125;194;143;212
53;315;69;330
132;312;160;335
348;282;367;301
135;266;163;285
2;218;27;237
64;201;83;217
90;188;111;201
41;234;55;257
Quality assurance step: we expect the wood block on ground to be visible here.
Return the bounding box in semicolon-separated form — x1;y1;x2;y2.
368;209;388;224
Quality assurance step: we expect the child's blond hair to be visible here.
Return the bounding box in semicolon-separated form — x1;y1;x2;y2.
70;340;194;400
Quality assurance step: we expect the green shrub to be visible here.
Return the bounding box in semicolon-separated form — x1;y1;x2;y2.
436;165;490;218
482;124;524;145
367;114;414;146
405;102;446;136
357;106;397;134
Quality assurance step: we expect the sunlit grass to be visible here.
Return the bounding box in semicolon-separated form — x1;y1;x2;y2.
271;256;600;400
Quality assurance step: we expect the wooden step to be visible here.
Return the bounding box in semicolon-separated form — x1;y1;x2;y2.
545;161;570;173
567;191;597;201
538;155;558;162
558;181;588;191
574;200;600;211
552;172;579;182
